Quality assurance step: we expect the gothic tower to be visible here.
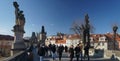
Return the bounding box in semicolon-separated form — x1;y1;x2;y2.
39;26;47;46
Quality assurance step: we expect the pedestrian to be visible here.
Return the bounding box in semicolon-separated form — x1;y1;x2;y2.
84;43;90;61
27;50;33;61
27;45;34;61
57;45;64;61
48;43;52;56
44;45;49;56
51;44;56;61
79;42;83;61
29;44;33;52
75;44;81;61
69;45;74;61
28;52;33;61
38;45;45;61
65;45;68;52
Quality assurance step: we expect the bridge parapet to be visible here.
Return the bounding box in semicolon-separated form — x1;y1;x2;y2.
3;48;29;61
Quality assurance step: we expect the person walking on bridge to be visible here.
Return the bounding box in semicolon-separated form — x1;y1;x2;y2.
38;45;45;61
75;44;81;61
84;43;90;61
69;45;74;61
57;44;64;61
51;44;56;61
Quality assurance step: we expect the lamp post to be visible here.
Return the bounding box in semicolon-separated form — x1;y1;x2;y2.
111;25;118;59
113;25;118;51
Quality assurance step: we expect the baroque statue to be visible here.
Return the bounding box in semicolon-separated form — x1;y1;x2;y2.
13;1;25;33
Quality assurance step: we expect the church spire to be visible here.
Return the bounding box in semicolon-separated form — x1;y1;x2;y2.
41;25;45;33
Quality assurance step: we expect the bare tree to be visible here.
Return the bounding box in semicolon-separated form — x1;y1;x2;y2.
70;14;95;46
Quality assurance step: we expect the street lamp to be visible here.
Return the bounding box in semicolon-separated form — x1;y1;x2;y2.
111;25;118;59
113;25;118;51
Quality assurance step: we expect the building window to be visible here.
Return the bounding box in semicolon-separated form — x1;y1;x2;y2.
90;37;93;42
99;37;106;41
99;42;104;46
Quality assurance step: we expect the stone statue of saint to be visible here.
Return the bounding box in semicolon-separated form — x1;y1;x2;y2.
18;11;25;30
13;2;20;25
13;2;25;33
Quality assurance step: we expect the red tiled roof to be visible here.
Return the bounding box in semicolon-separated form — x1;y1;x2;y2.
0;34;14;40
55;40;66;44
67;34;80;39
90;34;106;43
105;33;120;42
116;35;120;42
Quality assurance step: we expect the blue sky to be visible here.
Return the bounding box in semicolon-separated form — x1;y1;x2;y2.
0;0;120;37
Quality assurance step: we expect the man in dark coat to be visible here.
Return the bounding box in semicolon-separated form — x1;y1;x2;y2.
75;44;81;61
57;45;64;61
28;45;34;61
48;43;52;56
38;46;45;61
65;45;68;52
69;45;74;61
51;44;56;61
44;45;49;56
84;44;89;61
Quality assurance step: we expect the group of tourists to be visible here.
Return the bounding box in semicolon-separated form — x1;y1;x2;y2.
36;43;89;61
67;44;89;61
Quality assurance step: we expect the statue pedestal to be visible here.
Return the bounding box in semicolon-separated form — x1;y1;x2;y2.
11;1;26;56
11;31;26;56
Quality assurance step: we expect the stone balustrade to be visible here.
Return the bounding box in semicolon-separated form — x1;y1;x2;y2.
3;48;29;61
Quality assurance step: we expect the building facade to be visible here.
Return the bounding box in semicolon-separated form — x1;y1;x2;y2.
0;35;14;57
45;33;120;50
